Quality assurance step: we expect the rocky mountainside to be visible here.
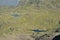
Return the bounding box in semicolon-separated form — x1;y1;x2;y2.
17;0;60;9
0;0;60;12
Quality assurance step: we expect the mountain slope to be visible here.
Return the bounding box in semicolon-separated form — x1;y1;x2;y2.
17;0;60;9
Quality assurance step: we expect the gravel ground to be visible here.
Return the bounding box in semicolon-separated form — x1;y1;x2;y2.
0;33;60;40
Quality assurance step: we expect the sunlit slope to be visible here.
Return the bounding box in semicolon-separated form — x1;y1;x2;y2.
0;8;60;36
0;0;60;36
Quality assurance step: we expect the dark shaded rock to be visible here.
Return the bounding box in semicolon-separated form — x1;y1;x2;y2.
52;35;60;40
9;27;14;31
59;21;60;24
54;28;60;33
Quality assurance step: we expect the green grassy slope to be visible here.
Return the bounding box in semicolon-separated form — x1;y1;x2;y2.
0;0;60;37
